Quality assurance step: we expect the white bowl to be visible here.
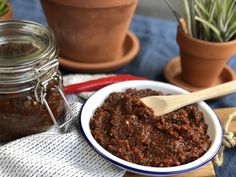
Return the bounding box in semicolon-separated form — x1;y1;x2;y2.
80;80;222;176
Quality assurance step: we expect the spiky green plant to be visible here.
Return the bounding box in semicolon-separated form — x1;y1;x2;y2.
0;0;9;17
165;0;236;42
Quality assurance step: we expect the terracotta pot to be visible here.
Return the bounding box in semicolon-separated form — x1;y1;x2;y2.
0;3;12;20
177;28;236;87
40;0;137;63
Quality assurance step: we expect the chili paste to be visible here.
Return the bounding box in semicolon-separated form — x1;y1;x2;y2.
90;89;211;167
0;82;64;140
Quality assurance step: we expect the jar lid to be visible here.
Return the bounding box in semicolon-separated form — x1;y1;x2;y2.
0;20;56;67
0;20;58;93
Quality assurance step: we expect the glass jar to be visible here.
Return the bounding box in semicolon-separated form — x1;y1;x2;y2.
0;20;70;141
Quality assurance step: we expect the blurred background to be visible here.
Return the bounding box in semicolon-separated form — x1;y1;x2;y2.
136;0;181;19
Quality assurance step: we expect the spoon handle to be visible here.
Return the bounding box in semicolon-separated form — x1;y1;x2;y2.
141;80;236;116
183;80;236;104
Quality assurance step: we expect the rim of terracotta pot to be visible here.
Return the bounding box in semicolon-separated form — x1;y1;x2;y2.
177;27;236;59
46;0;137;8
0;3;12;20
177;27;236;47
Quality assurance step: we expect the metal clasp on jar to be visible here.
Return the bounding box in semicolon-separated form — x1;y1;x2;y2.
34;59;74;130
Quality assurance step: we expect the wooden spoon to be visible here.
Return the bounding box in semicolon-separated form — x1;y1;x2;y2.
141;81;236;116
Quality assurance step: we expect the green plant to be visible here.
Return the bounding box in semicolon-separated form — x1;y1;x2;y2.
0;0;8;17
166;0;236;42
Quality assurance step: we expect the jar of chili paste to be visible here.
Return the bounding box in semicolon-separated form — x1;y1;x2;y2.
0;20;71;140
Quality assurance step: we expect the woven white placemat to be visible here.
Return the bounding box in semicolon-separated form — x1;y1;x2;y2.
0;74;125;177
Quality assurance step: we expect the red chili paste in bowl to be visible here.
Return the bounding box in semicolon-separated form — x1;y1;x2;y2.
90;89;211;167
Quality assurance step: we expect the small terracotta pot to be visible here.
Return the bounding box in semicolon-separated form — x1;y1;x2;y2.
177;28;236;87
0;3;12;20
40;0;137;63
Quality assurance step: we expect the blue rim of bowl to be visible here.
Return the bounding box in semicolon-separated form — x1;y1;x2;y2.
79;84;223;176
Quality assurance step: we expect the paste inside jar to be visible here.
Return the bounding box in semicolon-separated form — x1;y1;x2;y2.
90;89;211;167
0;81;64;140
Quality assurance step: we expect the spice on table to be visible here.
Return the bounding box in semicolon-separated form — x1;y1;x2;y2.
64;74;147;95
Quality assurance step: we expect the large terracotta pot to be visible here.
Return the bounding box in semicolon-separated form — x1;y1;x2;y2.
177;28;236;87
40;0;137;63
0;3;12;20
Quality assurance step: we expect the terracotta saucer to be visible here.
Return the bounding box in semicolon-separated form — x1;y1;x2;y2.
59;31;139;73
164;57;236;92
